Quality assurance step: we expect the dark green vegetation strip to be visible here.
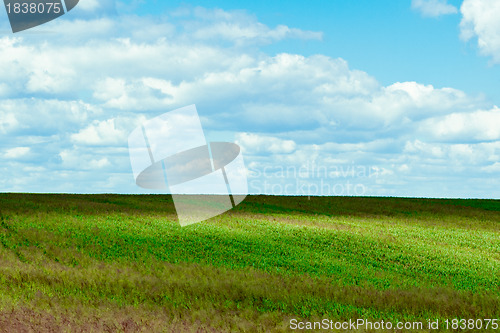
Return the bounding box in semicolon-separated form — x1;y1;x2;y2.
0;194;499;332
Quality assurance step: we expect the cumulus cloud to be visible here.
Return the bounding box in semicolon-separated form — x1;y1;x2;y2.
71;119;127;146
58;147;121;171
403;140;499;166
417;106;500;142
236;133;296;154
77;0;102;11
412;0;458;17
460;0;500;63
0;99;99;135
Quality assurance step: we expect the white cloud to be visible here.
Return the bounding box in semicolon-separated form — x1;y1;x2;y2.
4;147;30;159
460;0;500;63
0;112;18;134
92;77;177;110
403;140;499;165
77;0;101;11
417;106;500;142
383;82;468;111
1;16;470;131
412;0;458;17
404;140;445;157
348;81;473;127
236;133;296;154
59;149;113;170
185;7;322;45
0;99;99;135
482;162;500;173
89;158;112;169
71;119;127;146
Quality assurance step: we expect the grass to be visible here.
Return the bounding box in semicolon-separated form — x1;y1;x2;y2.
0;193;499;332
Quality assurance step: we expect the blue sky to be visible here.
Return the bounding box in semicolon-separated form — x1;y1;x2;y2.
0;0;499;198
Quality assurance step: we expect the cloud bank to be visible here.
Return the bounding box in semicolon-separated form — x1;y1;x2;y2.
0;5;498;198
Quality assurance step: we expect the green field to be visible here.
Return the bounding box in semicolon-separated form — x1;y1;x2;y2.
0;194;499;332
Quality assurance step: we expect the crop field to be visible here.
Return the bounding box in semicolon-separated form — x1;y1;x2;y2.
0;193;499;332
